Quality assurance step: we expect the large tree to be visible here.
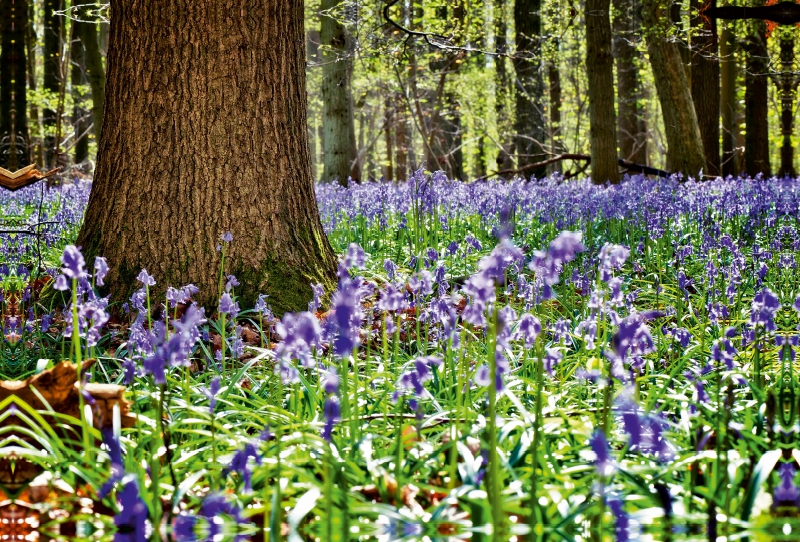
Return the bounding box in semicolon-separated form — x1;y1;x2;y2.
76;1;337;315
641;0;705;176
690;0;721;176
744;21;771;176
43;0;63;168
586;0;619;183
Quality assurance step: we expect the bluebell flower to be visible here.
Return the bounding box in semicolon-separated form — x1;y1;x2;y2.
137;269;155;287
114;479;149;542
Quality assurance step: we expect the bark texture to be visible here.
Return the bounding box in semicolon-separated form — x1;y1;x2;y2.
719;27;738;177
613;0;647;164
74;3;105;143
43;0;63;168
690;0;720;176
0;0;30;171
586;0;619;183
514;0;547;178
744;21;770;176
76;0;337;315
494;0;514;172
70;18;90;166
777;33;795;177
642;0;705;176
321;0;357;186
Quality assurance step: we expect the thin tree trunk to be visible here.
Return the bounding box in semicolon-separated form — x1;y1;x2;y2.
719;26;738;177
71;18;90;166
777;32;795;177
43;0;63;168
26;0;42;167
586;0;619;183
384;97;394;181
744;21;770;176
76;0;336;314
395;92;408;180
642;0;706;176
613;0;647;163
690;0;720;176
1;0;30;171
75;4;105;143
548;57;562;173
321;0;356;186
494;0;514;172
514;0;547;178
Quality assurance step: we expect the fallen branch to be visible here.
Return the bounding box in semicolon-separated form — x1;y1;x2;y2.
476;153;671;181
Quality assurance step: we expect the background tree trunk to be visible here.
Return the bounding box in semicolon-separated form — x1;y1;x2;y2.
43;0;63;168
690;0;720;176
586;0;619;183
744;21;770;176
777;32;795;177
70;18;90;166
0;0;30;171
321;0;356;186
548;57;562;173
74;2;105;144
613;0;647;164
494;0;514;173
76;0;337;315
514;0;547;178
642;0;705;176
25;0;42;167
719;26;738;177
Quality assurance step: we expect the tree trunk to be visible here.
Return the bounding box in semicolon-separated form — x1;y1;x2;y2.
514;0;547;178
690;0;720;176
71;19;90;167
75;4;105;144
321;0;356;186
384;97;394;181
642;0;706;176
586;0;619;184
548;57;562;173
744;21;770;176
494;0;514;172
43;0;63;168
719;26;738;177
613;0;647;163
395;92;408;181
0;0;30;171
75;0;337;315
777;33;795;177
26;0;42;167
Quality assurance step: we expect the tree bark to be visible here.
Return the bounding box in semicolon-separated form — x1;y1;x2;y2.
321;0;357;186
642;0;706;176
395;92;408;180
76;0;337;315
514;0;547;178
613;0;647;164
719;26;738;177
744;21;770;176
548;56;563;173
70;18;90;166
690;0;720;176
25;0;42;167
384;97;394;181
0;0;30;171
43;0;63;168
494;0;514;172
586;0;619;183
74;4;105;144
777;32;795;177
